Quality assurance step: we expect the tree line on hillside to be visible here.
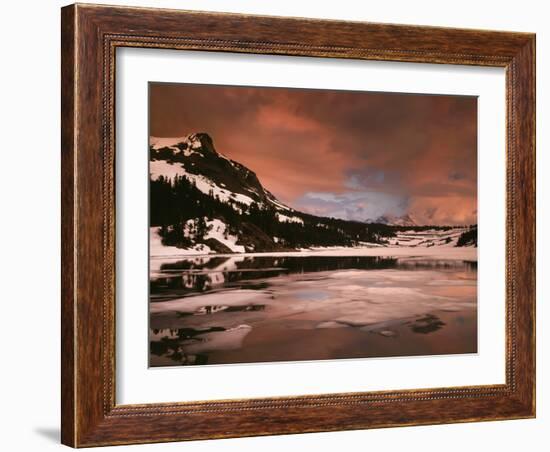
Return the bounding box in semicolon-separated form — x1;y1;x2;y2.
150;175;396;251
456;226;478;247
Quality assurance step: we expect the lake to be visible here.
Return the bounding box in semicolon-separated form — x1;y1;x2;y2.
149;253;477;366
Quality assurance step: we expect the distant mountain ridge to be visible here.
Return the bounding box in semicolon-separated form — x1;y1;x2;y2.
369;213;418;227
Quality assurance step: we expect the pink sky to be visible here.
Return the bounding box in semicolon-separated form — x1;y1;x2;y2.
150;83;477;225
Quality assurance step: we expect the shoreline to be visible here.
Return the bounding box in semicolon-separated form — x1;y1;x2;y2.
150;245;478;262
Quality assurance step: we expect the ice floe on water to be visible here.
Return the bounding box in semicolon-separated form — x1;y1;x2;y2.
150;289;265;314
150;256;477;365
174;325;253;354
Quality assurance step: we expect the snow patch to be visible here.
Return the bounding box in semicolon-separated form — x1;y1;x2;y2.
150;160;255;207
149;160;187;180
149;227;212;272
387;228;469;248
276;213;304;224
204;218;245;253
182;218;245;253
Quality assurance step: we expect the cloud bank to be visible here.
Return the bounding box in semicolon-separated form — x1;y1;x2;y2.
150;83;477;225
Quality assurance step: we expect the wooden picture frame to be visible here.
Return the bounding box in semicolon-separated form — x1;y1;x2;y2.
61;3;535;447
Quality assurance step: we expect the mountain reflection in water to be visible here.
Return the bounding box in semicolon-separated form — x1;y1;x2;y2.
149;255;477;366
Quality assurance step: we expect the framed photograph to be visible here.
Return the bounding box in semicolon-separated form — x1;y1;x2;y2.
61;3;535;447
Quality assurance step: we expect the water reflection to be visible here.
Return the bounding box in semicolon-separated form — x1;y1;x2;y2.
406;314;446;334
150;255;475;301
149;255;477;366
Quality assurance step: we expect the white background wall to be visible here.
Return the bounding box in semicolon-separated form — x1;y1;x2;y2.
0;1;546;451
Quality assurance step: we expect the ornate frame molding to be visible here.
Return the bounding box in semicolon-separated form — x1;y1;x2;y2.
62;4;535;447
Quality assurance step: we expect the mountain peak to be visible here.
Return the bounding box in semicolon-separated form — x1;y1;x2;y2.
187;132;215;152
150;132;216;156
150;132;291;212
370;213;417;226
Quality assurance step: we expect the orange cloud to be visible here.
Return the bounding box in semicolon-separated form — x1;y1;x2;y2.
150;83;477;225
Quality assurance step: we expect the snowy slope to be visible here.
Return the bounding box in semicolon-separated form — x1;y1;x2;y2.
150;133;290;212
387;227;471;248
149;132;476;256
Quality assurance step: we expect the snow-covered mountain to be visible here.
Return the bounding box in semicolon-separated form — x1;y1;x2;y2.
150;133;397;253
370;213;418;227
150;133;290;213
149;133;474;254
